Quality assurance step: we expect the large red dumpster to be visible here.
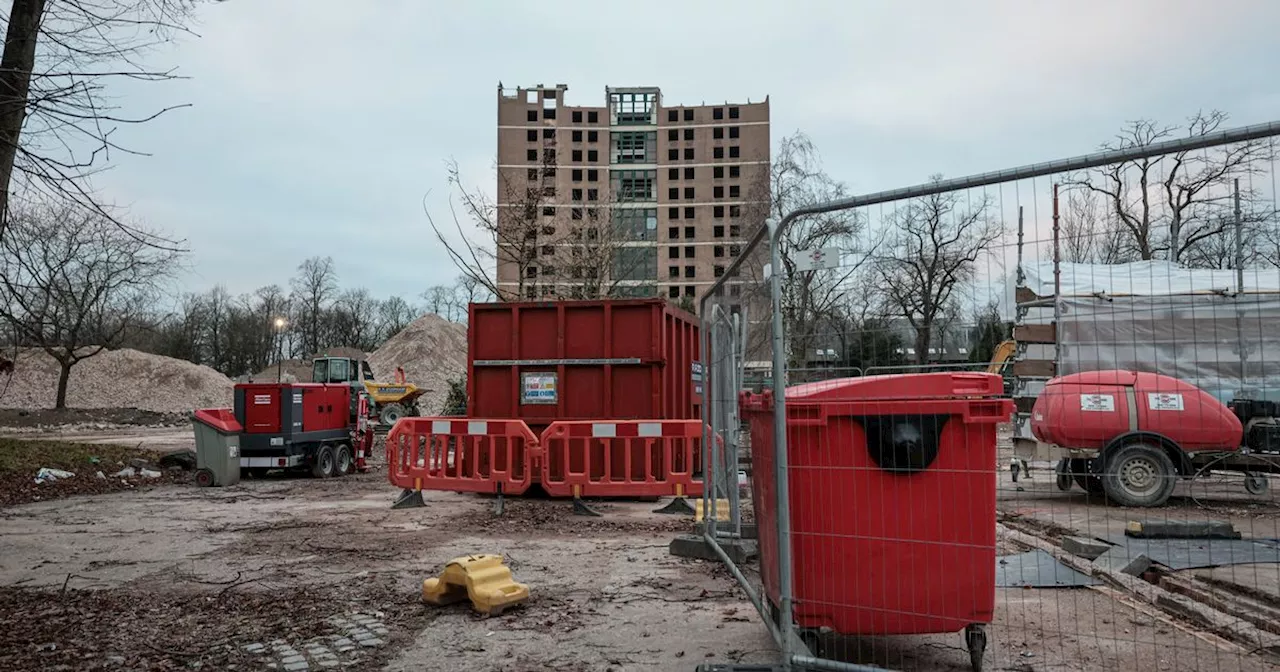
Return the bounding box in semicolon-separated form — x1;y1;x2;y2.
467;299;701;436
740;373;1012;638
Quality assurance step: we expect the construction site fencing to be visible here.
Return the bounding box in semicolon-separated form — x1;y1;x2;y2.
539;419;705;498
386;416;707;499
699;120;1280;672
386;417;538;495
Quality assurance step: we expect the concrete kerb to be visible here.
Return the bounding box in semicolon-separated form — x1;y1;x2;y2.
998;522;1280;658
669;534;758;564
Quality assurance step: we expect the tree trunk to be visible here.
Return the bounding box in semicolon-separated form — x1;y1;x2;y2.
55;360;71;409
0;0;47;243
914;326;932;366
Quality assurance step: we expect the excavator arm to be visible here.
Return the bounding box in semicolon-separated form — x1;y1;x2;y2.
987;340;1017;375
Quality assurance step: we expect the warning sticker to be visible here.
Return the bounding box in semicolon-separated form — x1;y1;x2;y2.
253;394;272;405
1147;392;1185;411
1079;394;1115;412
521;372;558;405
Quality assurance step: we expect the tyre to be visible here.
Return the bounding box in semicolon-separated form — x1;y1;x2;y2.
1245;471;1269;496
1055;459;1074;491
334;443;354;477
379;403;406;426
965;624;987;672
312;445;336;478
1101;443;1177;507
1070;458;1106;494
195;468;215;487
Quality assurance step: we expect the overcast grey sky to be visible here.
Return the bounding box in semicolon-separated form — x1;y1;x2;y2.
90;0;1280;300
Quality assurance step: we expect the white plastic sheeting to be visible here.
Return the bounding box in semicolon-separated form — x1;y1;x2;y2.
1057;294;1280;403
1020;260;1280;298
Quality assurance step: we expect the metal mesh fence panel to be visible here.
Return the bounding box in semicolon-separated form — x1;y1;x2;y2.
700;121;1280;672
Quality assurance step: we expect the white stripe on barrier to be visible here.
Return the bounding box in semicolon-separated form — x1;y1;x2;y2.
467;421;489;435
639;422;662;437
592;423;617;438
431;420;450;434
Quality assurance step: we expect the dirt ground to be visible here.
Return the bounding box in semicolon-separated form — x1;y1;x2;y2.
2;421;1278;671
0;426;775;672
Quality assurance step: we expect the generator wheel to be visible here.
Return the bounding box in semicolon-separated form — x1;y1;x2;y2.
1245;471;1269;496
1101;443;1176;507
312;445;336;478
195;468;215;488
379;403;406;426
334;443;354;476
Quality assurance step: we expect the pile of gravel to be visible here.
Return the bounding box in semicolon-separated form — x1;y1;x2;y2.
368;314;467;414
0;348;234;413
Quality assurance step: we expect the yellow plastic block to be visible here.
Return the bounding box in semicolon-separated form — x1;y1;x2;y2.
695;498;731;523
422;554;529;616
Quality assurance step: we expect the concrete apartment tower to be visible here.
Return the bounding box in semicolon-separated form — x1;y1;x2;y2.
495;83;770;304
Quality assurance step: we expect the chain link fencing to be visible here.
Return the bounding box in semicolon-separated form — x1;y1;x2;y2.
699;121;1280;672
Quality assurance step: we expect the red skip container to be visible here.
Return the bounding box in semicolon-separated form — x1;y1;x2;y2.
740;373;1013;636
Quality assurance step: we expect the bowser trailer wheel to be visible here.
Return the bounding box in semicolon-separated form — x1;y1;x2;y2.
334;443;354;476
1101;443;1176;507
195;468;215;488
1055;459;1074;491
1070;458;1106;495
312;445;336;478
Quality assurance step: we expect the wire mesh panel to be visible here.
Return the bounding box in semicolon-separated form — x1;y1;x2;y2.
700;120;1280;672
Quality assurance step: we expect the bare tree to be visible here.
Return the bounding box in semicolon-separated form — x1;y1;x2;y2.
1066;111;1274;265
1059;188;1128;264
743;131;869;367
329;287;380;351
0;0;210;246
874;181;1001;365
0;197;180;407
422;284;456;318
426;155;555;299
377;295;416;340
290;256;337;356
427;153;648;301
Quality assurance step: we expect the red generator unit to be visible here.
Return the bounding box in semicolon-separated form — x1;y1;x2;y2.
1030;370;1259;506
234;382;357;478
741;373;1012;671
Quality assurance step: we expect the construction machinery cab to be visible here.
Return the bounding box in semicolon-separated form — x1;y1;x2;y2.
311;356;428;427
312;356;375;385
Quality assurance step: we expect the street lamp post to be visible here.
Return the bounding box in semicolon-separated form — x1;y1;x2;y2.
274;317;287;382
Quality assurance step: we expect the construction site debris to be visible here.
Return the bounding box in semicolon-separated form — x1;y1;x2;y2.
0;348;233;413
368;315;467;415
421;554;530;616
33;468;74;484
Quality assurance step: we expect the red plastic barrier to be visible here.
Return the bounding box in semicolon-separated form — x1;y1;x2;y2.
540;420;705;498
386;417;538;495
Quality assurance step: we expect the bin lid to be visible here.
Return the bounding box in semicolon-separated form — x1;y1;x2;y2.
193;408;242;433
785;372;1003;402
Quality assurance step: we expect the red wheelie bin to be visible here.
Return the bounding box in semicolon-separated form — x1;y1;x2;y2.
740;372;1012;671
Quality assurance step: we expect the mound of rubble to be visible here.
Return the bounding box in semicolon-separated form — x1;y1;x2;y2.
0;348;234;413
248;358;311;383
368;314;467;414
249;347;371;383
